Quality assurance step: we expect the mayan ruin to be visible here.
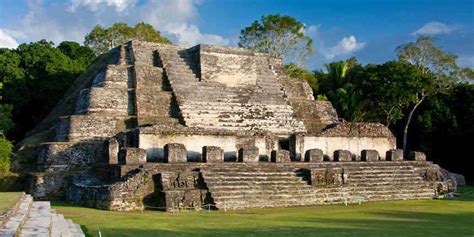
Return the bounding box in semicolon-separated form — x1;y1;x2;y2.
19;40;461;212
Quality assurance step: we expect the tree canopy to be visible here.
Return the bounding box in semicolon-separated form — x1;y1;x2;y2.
0;40;96;140
85;22;172;55
238;14;313;66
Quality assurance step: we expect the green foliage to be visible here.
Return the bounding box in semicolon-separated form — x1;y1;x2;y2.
85;22;172;55
284;63;318;91
239;14;313;65
58;41;95;66
0;40;96;140
397;36;461;88
0;104;13;134
361;61;435;126
0;135;12;172
316;58;366;121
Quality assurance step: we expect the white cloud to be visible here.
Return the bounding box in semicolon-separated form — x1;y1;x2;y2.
3;0;229;46
325;35;365;59
0;29;19;49
412;21;458;35
69;0;138;12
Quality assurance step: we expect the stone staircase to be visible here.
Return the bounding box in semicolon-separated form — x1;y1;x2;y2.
0;193;84;237
156;46;306;134
201;163;434;210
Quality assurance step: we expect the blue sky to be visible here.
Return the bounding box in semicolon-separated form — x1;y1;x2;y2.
0;0;473;70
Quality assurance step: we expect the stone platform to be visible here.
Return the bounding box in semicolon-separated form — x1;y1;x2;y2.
66;160;453;212
0;193;85;237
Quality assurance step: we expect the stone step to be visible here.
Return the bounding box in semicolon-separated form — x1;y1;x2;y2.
20;201;51;237
347;170;417;176
66;219;85;237
0;194;33;236
348;176;425;183
213;192;435;210
212;189;434;204
203;171;297;176
51;213;72;237
205;180;308;187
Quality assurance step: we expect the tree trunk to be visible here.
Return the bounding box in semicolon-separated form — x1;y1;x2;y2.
402;97;425;152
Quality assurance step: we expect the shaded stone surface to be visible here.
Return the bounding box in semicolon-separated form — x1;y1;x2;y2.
107;138;119;164
408;151;426;161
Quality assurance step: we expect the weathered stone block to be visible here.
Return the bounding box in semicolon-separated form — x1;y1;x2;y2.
164;190;204;212
107;138;119;164
238;147;259;163
271;150;291;163
361;150;379;162
304;149;323;162
202;146;224;163
310;168;344;187
334;150;352;162
124;148;146;165
164;143;187;163
408;151;426;161
386;149;404;161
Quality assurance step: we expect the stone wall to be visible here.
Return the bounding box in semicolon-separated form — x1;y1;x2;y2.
199;45;258;87
37;142;104;171
75;87;129;115
68;169;153;211
290;99;338;133
293;135;396;161
56;115;126;142
139;130;278;162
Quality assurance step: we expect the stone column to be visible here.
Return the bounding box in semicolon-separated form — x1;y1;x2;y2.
361;150;380;161
124;148;147;164
334;150;352;162
203;146;224;163
271;150;291;162
386;149;404;161
165;143;187;163
304;149;324;162
238;147;259;163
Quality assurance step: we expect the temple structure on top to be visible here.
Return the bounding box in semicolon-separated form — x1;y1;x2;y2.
27;41;462;211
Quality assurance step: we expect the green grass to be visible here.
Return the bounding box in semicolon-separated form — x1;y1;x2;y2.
0;192;22;215
53;187;474;237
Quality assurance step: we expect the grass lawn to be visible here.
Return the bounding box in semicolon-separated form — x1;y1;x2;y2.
53;187;474;237
0;192;23;215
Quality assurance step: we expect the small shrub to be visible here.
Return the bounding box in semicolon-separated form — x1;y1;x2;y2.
0;136;13;173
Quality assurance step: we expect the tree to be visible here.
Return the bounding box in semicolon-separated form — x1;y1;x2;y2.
58;41;95;66
361;61;435;127
0;40;96;140
85;22;172;55
396;36;464;151
316;59;366;121
238;14;313;66
284;63;318;91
